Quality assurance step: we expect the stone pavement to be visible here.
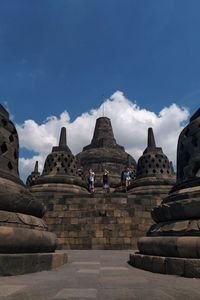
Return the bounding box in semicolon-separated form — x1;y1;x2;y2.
0;250;200;300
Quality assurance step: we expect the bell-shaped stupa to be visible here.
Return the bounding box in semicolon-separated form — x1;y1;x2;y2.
0;104;67;276
76;117;137;189
130;108;200;278
129;127;175;195
30;127;87;194
26;161;40;187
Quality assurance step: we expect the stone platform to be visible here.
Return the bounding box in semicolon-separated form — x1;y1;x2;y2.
129;251;200;278
42;193;162;250
0;250;200;299
0;250;68;276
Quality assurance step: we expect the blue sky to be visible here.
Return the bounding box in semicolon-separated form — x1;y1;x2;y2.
0;0;199;123
0;0;199;180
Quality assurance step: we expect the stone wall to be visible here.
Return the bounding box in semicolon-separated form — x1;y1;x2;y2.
40;193;164;250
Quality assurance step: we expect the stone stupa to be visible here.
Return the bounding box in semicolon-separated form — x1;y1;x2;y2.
129;127;175;196
130;108;200;278
76;117;137;189
26;160;41;187
0;104;67;275
29;127;88;195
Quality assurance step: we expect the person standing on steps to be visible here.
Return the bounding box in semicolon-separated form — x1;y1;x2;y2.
124;167;132;191
121;167;126;190
121;166;132;192
102;169;110;193
87;169;95;193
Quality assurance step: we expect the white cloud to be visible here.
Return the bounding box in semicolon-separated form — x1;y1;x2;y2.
17;91;189;182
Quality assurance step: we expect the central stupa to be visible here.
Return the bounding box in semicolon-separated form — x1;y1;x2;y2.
76;117;136;188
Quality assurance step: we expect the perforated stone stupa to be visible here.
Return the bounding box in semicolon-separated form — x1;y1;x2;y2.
76;117;137;188
129;127;175;195
29;127;88;194
26;160;40;187
130;108;200;278
0;104;67;276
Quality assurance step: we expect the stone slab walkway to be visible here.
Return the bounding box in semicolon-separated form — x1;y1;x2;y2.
0;250;200;299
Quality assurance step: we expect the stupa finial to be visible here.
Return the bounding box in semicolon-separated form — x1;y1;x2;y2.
34;161;39;173
147;127;156;148
59;127;67;147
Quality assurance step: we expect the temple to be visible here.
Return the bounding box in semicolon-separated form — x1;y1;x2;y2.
26;115;174;250
1;102;200;278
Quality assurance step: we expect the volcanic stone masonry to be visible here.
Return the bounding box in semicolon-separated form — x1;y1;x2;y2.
129;127;175;195
26;160;40;187
0;104;67;276
76;116;137;190
129;107;200;278
29;127;88;194
27;118;174;250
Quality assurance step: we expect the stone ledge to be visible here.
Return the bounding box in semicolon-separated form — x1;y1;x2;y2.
129;251;200;278
0;250;68;276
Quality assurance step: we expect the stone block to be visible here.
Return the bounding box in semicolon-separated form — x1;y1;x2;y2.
125;217;132;224
184;259;200;278
95;230;104;238
165;257;185;276
129;253;166;274
78;231;89;238
69;204;79;211
125;230;132;237
54;205;63;211
110;237;124;244
92;237;106;244
71;218;79;224
0;251;68;276
124;237;131;244
116;217;125;224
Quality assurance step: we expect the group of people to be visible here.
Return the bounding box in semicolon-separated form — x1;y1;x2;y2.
87;168;110;193
87;166;133;193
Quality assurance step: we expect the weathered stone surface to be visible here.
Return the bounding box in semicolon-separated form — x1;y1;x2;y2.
165;257;185;276
0;210;47;230
41;193;158;249
0;104;64;276
129;252;166;274
0;177;45;217
0;251;68;276
0;104;21;183
26;161;40;187
148;219;200;236
129;127;175;195
30;127;88;194
131;108;200;277
129;251;200;278
152;192;200;223
184;259;200;278
177;108;200;184
136;128;174;179
76;117;136;188
138;236;200;258
0;225;57;253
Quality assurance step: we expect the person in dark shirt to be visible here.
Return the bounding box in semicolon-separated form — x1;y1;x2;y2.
102;169;109;193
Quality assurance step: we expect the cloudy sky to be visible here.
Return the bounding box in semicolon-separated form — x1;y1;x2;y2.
0;1;199;181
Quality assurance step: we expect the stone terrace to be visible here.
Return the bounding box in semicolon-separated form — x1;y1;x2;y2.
1;250;200;299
